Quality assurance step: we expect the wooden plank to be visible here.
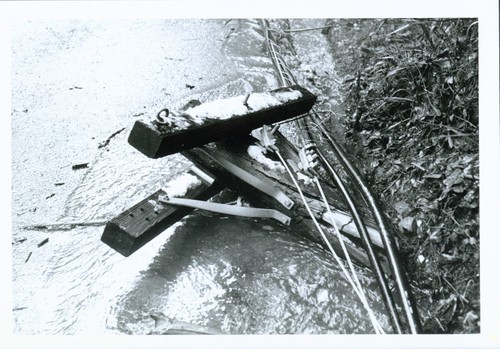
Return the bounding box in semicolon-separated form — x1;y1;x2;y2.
101;173;224;257
128;85;317;158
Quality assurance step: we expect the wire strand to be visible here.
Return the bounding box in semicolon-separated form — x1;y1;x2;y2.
313;176;385;334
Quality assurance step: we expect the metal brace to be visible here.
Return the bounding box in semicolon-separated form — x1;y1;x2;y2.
159;196;291;226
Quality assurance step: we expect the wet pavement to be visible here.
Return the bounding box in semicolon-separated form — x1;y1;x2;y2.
11;18;250;334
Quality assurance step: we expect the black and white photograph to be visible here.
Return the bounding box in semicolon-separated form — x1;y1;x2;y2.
1;1;499;348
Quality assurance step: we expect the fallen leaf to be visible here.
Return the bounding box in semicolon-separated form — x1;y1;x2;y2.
399;216;416;233
441;252;459;262
452;185;466;193
437;294;457;325
423;173;442;179
443;169;463;188
463;311;478;326
394;200;410;215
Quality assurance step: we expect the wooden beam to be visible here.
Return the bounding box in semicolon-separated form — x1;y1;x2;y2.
127;85;317;158
101;173;224;257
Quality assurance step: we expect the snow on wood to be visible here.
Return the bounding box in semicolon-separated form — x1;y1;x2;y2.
184;90;303;123
101;172;223;257
247;145;285;172
297;172;313;185
162;173;202;198
128;85;316;158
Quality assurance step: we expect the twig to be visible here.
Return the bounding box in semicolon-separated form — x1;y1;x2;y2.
435;317;446;332
381;174;403;194
272;113;311;128
340;218;354;232
21;220;108;231
98;127;126;149
443;276;468;305
243;94;252;110
72;163;89;171
283;25;336;33
37;238;49;247
443;210;462;228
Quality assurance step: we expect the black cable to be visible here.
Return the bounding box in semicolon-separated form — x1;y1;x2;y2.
309;112;422;334
314;146;403;334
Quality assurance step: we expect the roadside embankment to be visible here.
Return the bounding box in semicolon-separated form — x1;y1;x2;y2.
322;19;479;334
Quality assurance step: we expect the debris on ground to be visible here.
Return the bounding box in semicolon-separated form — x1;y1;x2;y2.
71;163;89;170
37;238;49;248
98;127;126;149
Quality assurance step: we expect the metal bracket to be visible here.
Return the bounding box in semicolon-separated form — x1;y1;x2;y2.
159;196;291;225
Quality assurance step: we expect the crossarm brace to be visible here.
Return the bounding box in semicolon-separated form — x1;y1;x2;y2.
159;196;291;225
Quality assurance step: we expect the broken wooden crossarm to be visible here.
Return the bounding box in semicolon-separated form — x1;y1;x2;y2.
159;196;291;225
127;85;316;158
199;147;294;209
101;168;224;257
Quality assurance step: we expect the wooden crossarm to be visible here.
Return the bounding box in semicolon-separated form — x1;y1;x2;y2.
127;85;316;158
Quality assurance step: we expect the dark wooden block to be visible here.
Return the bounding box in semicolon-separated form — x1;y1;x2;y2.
101;177;224;257
128;85;317;158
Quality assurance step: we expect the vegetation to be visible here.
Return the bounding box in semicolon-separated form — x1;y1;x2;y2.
323;18;479;333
